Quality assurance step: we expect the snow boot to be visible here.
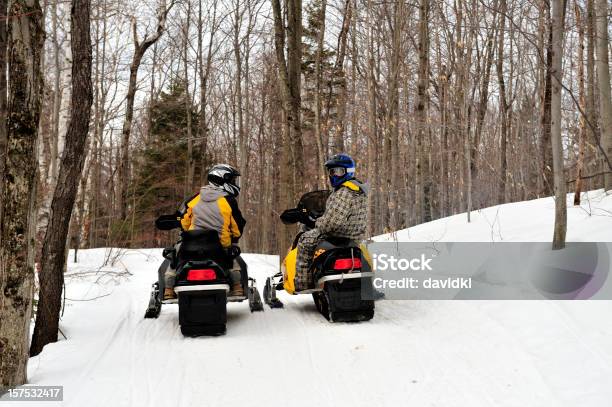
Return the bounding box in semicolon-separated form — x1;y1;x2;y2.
229;282;244;297
164;287;177;300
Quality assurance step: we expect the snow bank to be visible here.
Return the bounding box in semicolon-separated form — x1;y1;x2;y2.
374;189;612;242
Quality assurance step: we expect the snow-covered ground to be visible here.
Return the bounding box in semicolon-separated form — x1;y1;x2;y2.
374;189;612;242
10;190;612;406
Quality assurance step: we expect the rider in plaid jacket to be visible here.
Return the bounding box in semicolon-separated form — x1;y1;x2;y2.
295;154;368;291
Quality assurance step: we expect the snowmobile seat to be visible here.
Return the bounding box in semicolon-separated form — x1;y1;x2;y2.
321;236;359;248
178;230;232;269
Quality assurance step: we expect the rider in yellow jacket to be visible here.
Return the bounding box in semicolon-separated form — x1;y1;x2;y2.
164;164;246;300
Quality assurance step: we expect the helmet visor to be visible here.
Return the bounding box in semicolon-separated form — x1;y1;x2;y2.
328;167;347;177
229;175;240;188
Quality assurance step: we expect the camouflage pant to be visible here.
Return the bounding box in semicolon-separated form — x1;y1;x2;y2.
295;229;325;291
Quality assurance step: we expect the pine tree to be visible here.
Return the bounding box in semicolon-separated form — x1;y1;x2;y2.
129;79;201;246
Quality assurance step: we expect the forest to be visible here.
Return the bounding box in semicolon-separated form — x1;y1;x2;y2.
0;0;611;390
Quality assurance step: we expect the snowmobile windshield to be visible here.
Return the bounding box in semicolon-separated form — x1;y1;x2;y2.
297;190;331;218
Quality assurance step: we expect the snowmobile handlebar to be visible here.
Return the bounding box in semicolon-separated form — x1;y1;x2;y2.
155;214;182;230
280;208;317;228
280;190;330;228
280;208;308;225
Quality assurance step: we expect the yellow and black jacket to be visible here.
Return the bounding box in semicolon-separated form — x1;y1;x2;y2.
178;185;246;248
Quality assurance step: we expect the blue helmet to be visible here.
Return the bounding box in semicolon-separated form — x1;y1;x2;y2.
324;153;355;188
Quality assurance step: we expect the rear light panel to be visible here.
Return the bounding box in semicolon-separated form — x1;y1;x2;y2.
333;257;362;270
186;268;217;281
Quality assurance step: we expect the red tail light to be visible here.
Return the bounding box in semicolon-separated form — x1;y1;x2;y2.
186;269;217;281
333;258;362;270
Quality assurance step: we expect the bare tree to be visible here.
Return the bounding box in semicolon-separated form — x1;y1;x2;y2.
574;0;586;205
595;0;612;191
197;0;219;186
118;1;174;221
30;0;94;356
497;0;510;203
313;0;328;182
183;0;195;194
271;0;304;215
329;0;353;154
551;0;566;249
541;1;554;196
416;0;431;223
0;0;7;204
0;0;44;389
471;4;496;209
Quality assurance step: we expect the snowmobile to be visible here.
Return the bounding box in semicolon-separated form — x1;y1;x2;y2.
144;215;263;336
263;190;375;322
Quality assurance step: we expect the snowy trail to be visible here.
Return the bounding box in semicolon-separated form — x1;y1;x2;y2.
14;190;612;407
17;249;612;407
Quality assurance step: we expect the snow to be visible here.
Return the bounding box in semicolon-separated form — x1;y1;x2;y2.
9;190;612;406
374;189;612;242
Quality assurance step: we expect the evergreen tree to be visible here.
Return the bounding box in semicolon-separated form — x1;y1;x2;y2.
130;79;202;246
301;0;338;132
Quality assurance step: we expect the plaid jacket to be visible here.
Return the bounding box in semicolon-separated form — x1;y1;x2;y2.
315;179;367;240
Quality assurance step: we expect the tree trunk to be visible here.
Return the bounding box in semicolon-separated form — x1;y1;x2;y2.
313;0;327;185
383;0;403;229
471;16;496;205
118;53;143;222
541;1;554;196
551;0;566;249
0;0;7;206
574;1;586;205
118;5;172;221
497;0;509;203
366;0;377;237
183;4;194;194
198;0;217;186
30;0;93;357
585;0;596;174
330;0;352;154
595;0;612;190
416;0;431;223
233;1;247;210
0;0;44;389
271;0;304;207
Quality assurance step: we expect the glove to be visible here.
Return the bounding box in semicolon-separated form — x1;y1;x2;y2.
227;244;241;258
304;213;317;229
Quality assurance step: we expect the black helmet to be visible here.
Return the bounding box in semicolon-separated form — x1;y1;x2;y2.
207;164;241;196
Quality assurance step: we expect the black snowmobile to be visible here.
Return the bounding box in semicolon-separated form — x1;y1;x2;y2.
144;215;263;336
263;190;375;322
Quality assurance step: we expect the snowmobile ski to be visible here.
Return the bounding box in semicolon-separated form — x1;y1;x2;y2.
248;278;264;312
263;276;284;308
144;282;162;318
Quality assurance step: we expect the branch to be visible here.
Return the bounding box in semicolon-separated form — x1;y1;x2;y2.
566;171;612;184
134;0;176;52
131;16;138;47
